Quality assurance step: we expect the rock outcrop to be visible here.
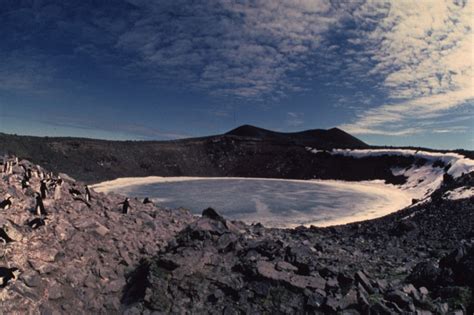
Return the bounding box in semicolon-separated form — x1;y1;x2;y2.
128;186;474;314
0;130;414;185
0;156;473;314
0;158;194;313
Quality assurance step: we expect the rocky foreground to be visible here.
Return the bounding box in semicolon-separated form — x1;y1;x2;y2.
0;159;194;313
125;178;474;314
0;158;473;314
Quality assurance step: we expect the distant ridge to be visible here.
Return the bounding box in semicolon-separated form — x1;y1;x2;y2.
0;125;376;183
225;124;368;148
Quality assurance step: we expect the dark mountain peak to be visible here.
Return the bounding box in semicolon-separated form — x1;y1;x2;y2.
328;127;344;133
326;127;359;139
225;125;275;138
225;125;368;149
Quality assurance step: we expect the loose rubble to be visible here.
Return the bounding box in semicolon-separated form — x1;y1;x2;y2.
126;174;474;314
0;157;194;313
0;155;473;314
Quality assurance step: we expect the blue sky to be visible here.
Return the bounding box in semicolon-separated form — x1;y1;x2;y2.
0;0;472;149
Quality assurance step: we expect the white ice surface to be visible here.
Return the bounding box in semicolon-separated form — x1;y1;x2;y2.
93;149;473;228
92;177;412;228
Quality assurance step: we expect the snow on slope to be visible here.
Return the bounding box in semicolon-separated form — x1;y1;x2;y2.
307;148;474;201
327;149;474;178
92;148;472;228
443;186;474;200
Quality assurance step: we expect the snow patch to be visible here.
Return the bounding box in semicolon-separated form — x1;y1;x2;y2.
327;148;474;178
305;147;326;154
307;147;474;201
443;186;474;200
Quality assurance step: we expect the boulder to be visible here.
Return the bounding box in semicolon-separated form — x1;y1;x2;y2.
454;253;474;287
58;173;76;182
355;271;374;294
305;289;326;309
402;284;421;301
48;283;63;300
370;300;396;314
339;288;359;310
338;272;355;290
391;220;418;236
202;207;224;221
93;223;110;237
1;222;23;242
375;279;389;293
256;260;284;282
439;246;468;269
251;239;284;259
325;277;339;293
407;262;441;289
104;279;126;293
23;274;44;288
323;296;339;313
28;259;56;274
385;289;414;311
285;245;316;275
186;217;228;238
440;245;474;287
256;260;326;291
275;261;298;273
289;274;326;291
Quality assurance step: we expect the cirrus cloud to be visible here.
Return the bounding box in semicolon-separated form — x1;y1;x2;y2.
341;0;473;136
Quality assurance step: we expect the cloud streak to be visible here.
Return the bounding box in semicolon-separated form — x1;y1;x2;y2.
341;0;473;136
116;0;343;99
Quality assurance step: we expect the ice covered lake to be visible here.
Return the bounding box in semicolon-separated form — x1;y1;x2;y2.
92;177;413;228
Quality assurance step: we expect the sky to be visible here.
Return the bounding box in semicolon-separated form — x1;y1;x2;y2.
0;0;473;149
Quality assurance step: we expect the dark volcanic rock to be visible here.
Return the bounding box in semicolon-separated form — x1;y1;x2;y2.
201;207;224;221
385;290;414;311
0;158;195;313
0;154;472;313
440;244;474;288
391;220;418;236
127;190;474;314
355;271;375;294
407;262;442;289
0;129;425;185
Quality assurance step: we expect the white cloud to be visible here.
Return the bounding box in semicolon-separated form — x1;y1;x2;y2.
342;0;474;136
2;0;472;140
116;0;342;98
286;112;305;127
0;51;56;93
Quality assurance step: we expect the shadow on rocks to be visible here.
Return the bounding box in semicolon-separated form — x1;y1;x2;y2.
121;258;151;306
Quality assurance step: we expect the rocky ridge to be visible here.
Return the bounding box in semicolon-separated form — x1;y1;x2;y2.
0;158;194;313
0;129;413;184
0;156;473;314
125;174;474;314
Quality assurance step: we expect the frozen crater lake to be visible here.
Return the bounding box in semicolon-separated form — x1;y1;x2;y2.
92;177;413;228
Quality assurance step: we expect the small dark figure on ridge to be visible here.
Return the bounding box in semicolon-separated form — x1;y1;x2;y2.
85;185;92;202
119;198;132;214
35;192;47;216
0;195;13;210
40;180;48;199
27;217;47;230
